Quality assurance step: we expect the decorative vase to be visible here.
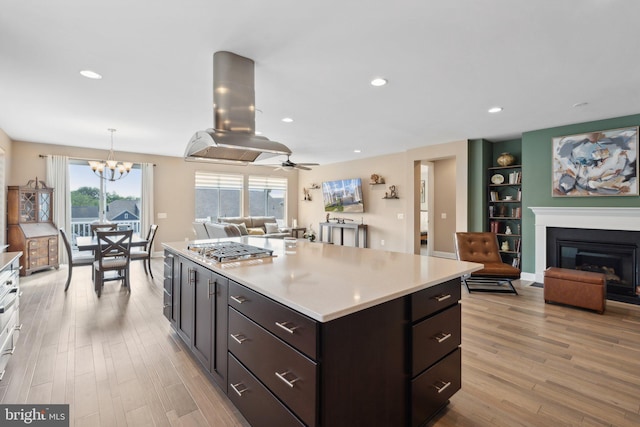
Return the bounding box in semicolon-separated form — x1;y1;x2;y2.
497;152;515;167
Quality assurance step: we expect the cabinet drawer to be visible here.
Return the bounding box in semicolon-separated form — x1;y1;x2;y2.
412;304;461;375
411;278;461;321
228;354;304;427
229;281;318;359
411;348;461;427
229;308;317;427
27;239;42;249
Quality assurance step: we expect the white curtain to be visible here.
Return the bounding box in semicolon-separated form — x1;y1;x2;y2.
140;162;155;247
46;155;70;264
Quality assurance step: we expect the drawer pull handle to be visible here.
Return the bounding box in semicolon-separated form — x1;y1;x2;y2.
230;295;247;304
275;371;300;388
275;321;299;334
230;382;248;397
2;347;15;356
433;294;451;302
433;332;452;343
230;334;247;344
434;381;451;394
14;324;22;331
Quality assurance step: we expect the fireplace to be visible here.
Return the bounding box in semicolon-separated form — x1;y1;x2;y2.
523;206;640;304
547;227;640;302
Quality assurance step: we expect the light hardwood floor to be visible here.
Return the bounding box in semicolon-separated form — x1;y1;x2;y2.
2;259;639;426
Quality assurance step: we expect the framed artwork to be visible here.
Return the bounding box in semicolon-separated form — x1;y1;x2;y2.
552;126;638;197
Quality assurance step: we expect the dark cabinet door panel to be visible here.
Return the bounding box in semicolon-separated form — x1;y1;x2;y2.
412;304;461;376
192;264;212;367
411;278;460;321
228;354;305;427
411;348;461;427
212;272;228;391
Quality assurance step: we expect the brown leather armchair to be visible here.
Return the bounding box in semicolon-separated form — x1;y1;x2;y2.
454;232;520;294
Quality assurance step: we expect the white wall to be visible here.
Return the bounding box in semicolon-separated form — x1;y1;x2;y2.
298;139;469;254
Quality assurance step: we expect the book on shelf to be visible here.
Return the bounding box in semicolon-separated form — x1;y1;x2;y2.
517;189;522;201
490;221;499;234
490;191;499;201
511;256;521;268
489;206;495;217
508;171;522;184
511;207;521;218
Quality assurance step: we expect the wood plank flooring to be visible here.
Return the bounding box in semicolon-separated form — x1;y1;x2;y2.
2;259;639;426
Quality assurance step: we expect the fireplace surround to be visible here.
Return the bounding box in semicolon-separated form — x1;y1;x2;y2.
531;207;640;304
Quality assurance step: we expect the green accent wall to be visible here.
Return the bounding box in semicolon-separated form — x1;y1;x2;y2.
467;139;490;231
521;114;640;273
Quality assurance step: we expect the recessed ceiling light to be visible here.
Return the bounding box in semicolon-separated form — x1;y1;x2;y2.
573;102;589;108
282;117;293;123
354;149;362;153
488;106;503;114
80;70;102;80
370;78;387;87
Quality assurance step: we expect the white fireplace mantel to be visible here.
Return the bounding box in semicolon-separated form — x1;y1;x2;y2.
530;207;640;282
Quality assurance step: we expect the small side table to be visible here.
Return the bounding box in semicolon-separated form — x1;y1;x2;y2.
290;227;306;238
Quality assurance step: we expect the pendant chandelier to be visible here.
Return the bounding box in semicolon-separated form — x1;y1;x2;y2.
88;128;134;181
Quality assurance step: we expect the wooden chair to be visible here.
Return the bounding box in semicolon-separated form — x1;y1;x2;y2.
59;228;94;291
93;229;133;297
454;232;520;294
91;223;117;236
131;224;159;278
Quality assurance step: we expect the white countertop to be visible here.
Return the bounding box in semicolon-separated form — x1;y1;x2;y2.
163;237;482;322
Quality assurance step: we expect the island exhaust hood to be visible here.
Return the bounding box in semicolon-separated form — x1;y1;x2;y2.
185;51;291;163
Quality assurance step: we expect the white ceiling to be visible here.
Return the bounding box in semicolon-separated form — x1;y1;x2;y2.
2;0;639;166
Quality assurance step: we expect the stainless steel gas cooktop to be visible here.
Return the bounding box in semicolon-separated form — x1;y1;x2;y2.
186;241;274;263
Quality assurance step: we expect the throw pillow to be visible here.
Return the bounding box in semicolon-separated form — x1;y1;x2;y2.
236;223;248;235
265;223;279;234
247;227;265;235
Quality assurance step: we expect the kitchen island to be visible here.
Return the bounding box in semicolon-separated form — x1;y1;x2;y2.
162;237;481;427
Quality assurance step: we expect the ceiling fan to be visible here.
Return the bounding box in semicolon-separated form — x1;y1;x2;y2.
271;155;319;171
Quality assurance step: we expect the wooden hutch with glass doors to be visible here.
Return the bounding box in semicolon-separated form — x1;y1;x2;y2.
7;178;59;276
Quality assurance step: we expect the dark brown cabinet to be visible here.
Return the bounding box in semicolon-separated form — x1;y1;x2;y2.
7;179;59;276
171;256;228;390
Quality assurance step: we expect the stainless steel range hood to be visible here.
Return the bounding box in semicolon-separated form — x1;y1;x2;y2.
185;51;291;163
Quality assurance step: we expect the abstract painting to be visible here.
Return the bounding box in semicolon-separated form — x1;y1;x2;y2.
552;127;638;197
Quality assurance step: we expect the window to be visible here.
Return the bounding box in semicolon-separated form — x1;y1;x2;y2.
248;176;287;222
195;172;243;221
69;160;142;240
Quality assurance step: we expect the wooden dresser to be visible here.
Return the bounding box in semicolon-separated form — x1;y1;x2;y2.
7;179;59;276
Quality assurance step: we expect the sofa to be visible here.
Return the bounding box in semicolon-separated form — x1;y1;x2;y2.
218;216;291;238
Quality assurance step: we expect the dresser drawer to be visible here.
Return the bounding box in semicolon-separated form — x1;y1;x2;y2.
228;308;317;427
411;278;461;321
411;348;461;427
412;304;461;375
228;281;318;359
228;354;304;427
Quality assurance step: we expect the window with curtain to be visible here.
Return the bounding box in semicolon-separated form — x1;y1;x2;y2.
195;172;243;221
248;175;287;222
